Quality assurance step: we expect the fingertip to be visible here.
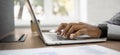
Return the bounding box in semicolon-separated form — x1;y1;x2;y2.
70;34;75;39
56;32;61;35
62;35;67;39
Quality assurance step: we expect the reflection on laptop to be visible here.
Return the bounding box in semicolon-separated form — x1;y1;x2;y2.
26;0;107;45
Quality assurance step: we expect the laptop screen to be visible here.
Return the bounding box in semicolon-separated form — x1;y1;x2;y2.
26;0;43;39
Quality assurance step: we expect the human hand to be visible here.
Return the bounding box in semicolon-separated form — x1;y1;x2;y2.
55;22;102;39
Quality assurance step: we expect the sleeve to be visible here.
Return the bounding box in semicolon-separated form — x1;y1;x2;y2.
106;12;120;26
105;12;120;40
98;24;120;40
107;24;120;40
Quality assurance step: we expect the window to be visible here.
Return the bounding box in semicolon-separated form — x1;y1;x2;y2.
52;0;75;16
14;0;87;26
14;0;44;26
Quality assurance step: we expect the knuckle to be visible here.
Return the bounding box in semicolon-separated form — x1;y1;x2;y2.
71;26;75;29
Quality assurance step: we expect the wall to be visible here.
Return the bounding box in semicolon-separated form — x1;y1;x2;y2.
87;0;120;24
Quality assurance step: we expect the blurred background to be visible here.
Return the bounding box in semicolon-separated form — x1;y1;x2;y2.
14;0;120;29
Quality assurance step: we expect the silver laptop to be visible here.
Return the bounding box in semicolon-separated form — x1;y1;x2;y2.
26;0;107;45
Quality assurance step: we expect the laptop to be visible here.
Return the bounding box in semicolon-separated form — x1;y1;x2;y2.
26;0;107;45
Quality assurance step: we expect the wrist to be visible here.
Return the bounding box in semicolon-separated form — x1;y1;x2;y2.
98;24;108;38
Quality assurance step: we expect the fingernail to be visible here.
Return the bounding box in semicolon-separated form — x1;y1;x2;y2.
70;34;74;39
61;30;64;32
61;32;64;36
62;35;67;39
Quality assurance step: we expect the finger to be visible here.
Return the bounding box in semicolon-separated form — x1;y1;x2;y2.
70;29;87;39
61;23;80;35
63;24;86;37
66;25;86;37
55;23;67;32
55;23;67;34
65;26;76;38
61;24;72;36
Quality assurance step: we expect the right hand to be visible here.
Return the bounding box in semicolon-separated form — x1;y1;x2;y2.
55;22;102;39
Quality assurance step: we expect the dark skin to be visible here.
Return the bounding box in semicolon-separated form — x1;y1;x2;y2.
55;22;102;39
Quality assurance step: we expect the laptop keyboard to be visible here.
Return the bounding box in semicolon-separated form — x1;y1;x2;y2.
46;34;68;40
45;33;95;41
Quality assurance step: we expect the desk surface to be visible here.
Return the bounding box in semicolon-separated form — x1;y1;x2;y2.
0;28;120;51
